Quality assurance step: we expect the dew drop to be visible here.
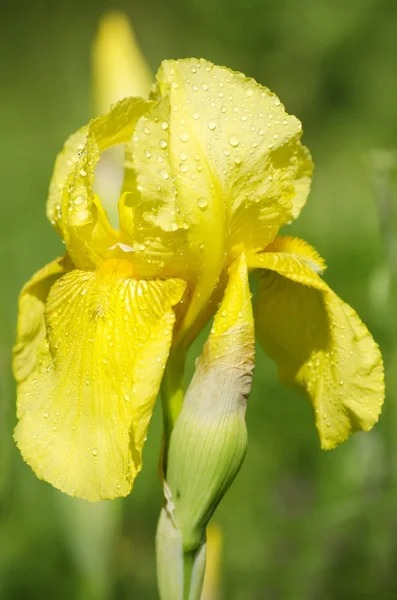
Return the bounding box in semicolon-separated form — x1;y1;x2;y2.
201;82;209;91
161;121;169;130
92;448;98;456
208;120;217;131
229;135;239;147
74;195;85;206
180;152;188;161
197;197;208;209
145;150;152;158
192;112;200;120
144;127;151;135
76;209;89;222
160;139;168;149
180;132;189;142
79;168;87;177
159;169;169;180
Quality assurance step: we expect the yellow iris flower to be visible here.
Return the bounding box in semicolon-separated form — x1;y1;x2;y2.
13;57;384;502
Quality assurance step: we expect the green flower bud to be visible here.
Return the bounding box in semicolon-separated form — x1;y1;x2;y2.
165;255;254;553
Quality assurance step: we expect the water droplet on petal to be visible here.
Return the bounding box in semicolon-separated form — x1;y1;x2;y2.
74;195;85;206
180;132;189;142
197;197;208;209
76;209;89;222
229;135;239;147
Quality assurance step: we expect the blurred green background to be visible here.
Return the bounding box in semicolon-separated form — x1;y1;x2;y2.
1;0;397;598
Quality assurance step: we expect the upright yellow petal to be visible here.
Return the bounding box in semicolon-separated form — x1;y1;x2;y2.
47;97;154;269
15;260;185;501
127;58;312;343
249;237;384;449
92;12;152;116
13;256;71;383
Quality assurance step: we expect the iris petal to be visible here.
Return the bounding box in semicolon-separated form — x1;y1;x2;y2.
250;237;384;448
15;261;185;500
47;97;154;269
128;58;312;342
13;256;71;383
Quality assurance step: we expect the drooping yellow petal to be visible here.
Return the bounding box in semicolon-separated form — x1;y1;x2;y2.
126;58;312;343
47;97;154;269
250;237;384;449
15;261;185;501
92;12;152;116
13;256;72;383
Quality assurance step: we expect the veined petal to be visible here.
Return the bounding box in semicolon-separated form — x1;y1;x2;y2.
127;58;312;342
15;261;185;501
250;237;384;449
13;256;72;383
92;12;152;116
47;97;154;269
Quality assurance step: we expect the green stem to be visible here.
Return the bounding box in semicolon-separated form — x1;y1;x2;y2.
161;349;186;448
183;550;195;599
